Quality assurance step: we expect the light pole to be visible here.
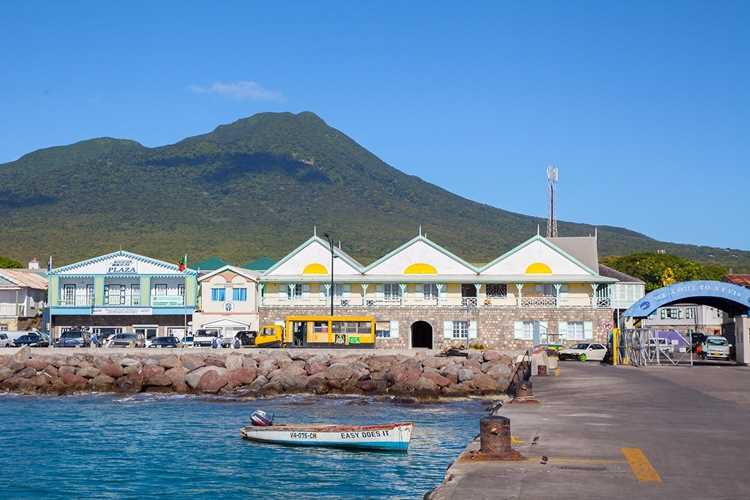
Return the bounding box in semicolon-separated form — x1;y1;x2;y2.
324;233;335;317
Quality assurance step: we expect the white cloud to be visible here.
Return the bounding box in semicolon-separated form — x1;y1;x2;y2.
189;80;285;102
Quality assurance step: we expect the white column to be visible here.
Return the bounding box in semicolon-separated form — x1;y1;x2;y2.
361;283;369;306
554;283;562;308
288;283;296;303
399;283;407;306
735;316;750;365
474;283;481;307
591;283;598;308
515;283;524;307
435;283;444;306
258;283;264;306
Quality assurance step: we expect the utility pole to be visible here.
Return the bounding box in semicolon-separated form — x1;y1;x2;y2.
546;165;559;238
324;233;335;317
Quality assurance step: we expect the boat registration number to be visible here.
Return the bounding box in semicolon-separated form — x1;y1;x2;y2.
340;430;390;439
290;432;318;439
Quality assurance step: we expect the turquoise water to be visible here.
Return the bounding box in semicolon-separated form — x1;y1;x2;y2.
0;394;486;499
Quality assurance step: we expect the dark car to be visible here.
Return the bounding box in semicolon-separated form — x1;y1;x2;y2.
13;332;49;347
148;336;180;348
233;330;257;348
54;330;90;348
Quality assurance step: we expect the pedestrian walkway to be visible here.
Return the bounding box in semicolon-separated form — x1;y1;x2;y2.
430;362;750;499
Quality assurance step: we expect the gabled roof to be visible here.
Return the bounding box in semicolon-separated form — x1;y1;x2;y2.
0;269;48;290
363;234;478;274
479;234;597;275
548;236;599;272
193;257;229;271
598;264;644;284
198;265;260;283
241;257;277;271
263;236;364;275
725;274;750;287
49;250;197;276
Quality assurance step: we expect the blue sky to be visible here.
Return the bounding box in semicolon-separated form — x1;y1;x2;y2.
2;1;748;250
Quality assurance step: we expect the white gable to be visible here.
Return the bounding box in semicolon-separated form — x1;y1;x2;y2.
54;252;186;276
481;239;591;276
366;239;475;276
266;239;361;276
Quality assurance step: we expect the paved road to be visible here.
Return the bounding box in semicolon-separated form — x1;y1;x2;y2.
431;362;750;499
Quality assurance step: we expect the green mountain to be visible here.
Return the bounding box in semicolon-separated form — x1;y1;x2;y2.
1;111;748;271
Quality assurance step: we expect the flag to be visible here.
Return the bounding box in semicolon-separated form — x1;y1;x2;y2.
178;254;187;272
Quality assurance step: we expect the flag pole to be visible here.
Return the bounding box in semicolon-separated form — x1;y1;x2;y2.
183;254;188;342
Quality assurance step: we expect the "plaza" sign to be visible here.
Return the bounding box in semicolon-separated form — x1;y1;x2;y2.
107;259;138;274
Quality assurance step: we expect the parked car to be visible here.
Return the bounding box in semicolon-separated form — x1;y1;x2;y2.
106;333;144;348
148;336;180;348
55;330;90;348
193;329;220;348
700;336;731;360
0;333;14;347
180;336;194;348
559;342;608;362
13;332;49;347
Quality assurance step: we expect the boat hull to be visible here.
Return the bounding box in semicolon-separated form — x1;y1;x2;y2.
241;422;414;451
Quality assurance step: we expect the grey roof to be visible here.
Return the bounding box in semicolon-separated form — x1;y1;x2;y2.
548;236;599;272
598;264;644;283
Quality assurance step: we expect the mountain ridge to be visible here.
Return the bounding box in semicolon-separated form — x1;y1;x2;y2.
1;111;748;271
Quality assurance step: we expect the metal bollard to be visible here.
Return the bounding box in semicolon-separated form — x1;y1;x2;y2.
480;416;513;455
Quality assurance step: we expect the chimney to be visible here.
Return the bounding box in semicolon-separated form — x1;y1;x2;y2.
28;258;39;270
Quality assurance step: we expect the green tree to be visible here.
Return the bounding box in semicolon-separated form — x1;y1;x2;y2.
602;253;727;292
0;256;23;268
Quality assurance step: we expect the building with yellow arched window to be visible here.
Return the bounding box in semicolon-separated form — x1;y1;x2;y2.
258;229;645;351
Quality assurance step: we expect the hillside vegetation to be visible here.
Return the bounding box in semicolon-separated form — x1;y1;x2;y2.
1;112;748;270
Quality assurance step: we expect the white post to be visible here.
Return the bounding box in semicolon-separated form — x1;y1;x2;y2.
399;283;406;306
435;283;443;306
361;283;369;306
515;283;524;307
590;284;598;308
474;283;481;307
288;283;296;303
258;283;264;306
554;283;562;308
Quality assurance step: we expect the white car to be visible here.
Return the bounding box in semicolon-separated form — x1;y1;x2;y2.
559;342;608;362
0;333;13;347
701;336;731;360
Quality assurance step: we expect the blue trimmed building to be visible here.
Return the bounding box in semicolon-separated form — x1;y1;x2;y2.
47;251;197;342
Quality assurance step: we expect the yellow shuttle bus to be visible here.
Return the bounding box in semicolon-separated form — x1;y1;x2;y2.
255;315;376;348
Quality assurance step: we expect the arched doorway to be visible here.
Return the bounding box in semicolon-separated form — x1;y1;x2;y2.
411;321;433;349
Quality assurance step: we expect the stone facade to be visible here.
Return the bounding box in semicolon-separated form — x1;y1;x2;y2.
259;306;613;351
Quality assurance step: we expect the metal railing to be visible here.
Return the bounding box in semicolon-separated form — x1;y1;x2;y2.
520;296;557;308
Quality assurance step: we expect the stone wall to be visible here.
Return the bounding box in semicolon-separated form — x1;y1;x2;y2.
259;306;613;350
0;347;515;398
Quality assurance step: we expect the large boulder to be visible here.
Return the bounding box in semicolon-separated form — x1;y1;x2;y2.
225;354;244;371
242;356;258;370
366;355;398;372
43;365;59;378
197;370;228;393
305;361;327;376
305;373;329;394
324;363;356;389
115;371;144;392
457;368;474;383
61;371;88;389
165;367;188;392
483;350;505;362
92;374;115;389
158;355;181;369
248;374;268;393
181;354;205;371
422;356;452;369
472;373;498;393
13;346;31;362
16;367;36;379
421;367;452;387
204;356;226;368
143;365;171;386
226;367;257;388
258;359;278;376
185;366;226;389
99;362;123;378
25;358;48;371
76;366;100;379
0;367;14;382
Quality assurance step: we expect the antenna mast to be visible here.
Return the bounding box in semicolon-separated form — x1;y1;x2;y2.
546;165;559;238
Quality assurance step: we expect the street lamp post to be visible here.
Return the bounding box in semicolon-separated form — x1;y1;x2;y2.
324;233;335;317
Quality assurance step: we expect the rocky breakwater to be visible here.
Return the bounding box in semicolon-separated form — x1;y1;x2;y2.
0;347;514;398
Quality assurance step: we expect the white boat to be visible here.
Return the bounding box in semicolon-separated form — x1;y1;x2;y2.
240;422;414;451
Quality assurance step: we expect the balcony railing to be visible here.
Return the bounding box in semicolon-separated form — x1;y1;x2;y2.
461;297;478;307
520;296;558;308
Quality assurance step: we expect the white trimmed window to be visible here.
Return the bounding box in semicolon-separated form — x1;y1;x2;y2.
452;320;469;339
486;284;507;297
423;283;439;300
384;283;401;301
376;321;391;338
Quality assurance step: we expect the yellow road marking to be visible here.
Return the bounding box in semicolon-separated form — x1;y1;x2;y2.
622;448;662;482
511;436;525;445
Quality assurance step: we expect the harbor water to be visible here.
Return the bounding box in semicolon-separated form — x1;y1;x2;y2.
0;394;486;499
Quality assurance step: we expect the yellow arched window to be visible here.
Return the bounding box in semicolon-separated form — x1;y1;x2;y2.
404;263;438;275
525;262;552;274
303;263;328;275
